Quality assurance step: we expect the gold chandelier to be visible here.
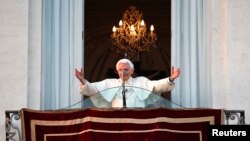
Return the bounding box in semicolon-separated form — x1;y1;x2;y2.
111;6;157;59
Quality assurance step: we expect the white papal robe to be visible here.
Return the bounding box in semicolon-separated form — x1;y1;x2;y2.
80;76;175;108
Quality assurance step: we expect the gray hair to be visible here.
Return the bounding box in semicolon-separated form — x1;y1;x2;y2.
116;58;134;70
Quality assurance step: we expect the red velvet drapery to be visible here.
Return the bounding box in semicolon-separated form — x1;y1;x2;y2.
21;108;224;141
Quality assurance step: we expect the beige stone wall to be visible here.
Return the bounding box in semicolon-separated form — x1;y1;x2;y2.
211;0;250;124
0;0;28;140
0;0;41;140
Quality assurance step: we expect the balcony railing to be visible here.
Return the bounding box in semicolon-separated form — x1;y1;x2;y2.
5;109;245;141
224;110;245;125
5;110;21;141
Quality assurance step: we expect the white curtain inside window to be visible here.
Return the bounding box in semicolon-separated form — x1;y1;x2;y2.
41;0;83;110
171;0;212;108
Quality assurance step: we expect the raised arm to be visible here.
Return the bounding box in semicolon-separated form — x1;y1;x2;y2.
74;68;99;96
151;66;180;93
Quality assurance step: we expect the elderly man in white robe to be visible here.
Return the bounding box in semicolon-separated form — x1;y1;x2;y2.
75;59;180;108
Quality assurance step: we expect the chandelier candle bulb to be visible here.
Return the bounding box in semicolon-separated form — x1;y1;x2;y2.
150;25;154;32
119;20;123;26
112;26;116;33
141;20;144;26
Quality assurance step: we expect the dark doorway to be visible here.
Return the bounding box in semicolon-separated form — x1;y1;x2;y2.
84;0;171;99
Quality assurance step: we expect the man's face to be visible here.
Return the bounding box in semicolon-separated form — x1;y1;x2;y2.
117;63;134;81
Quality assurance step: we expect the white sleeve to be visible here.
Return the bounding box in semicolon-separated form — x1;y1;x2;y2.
149;77;175;94
79;80;99;96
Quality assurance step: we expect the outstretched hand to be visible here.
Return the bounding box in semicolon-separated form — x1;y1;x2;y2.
74;68;84;84
170;66;180;81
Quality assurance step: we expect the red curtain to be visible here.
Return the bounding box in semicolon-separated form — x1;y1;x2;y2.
21;108;223;141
